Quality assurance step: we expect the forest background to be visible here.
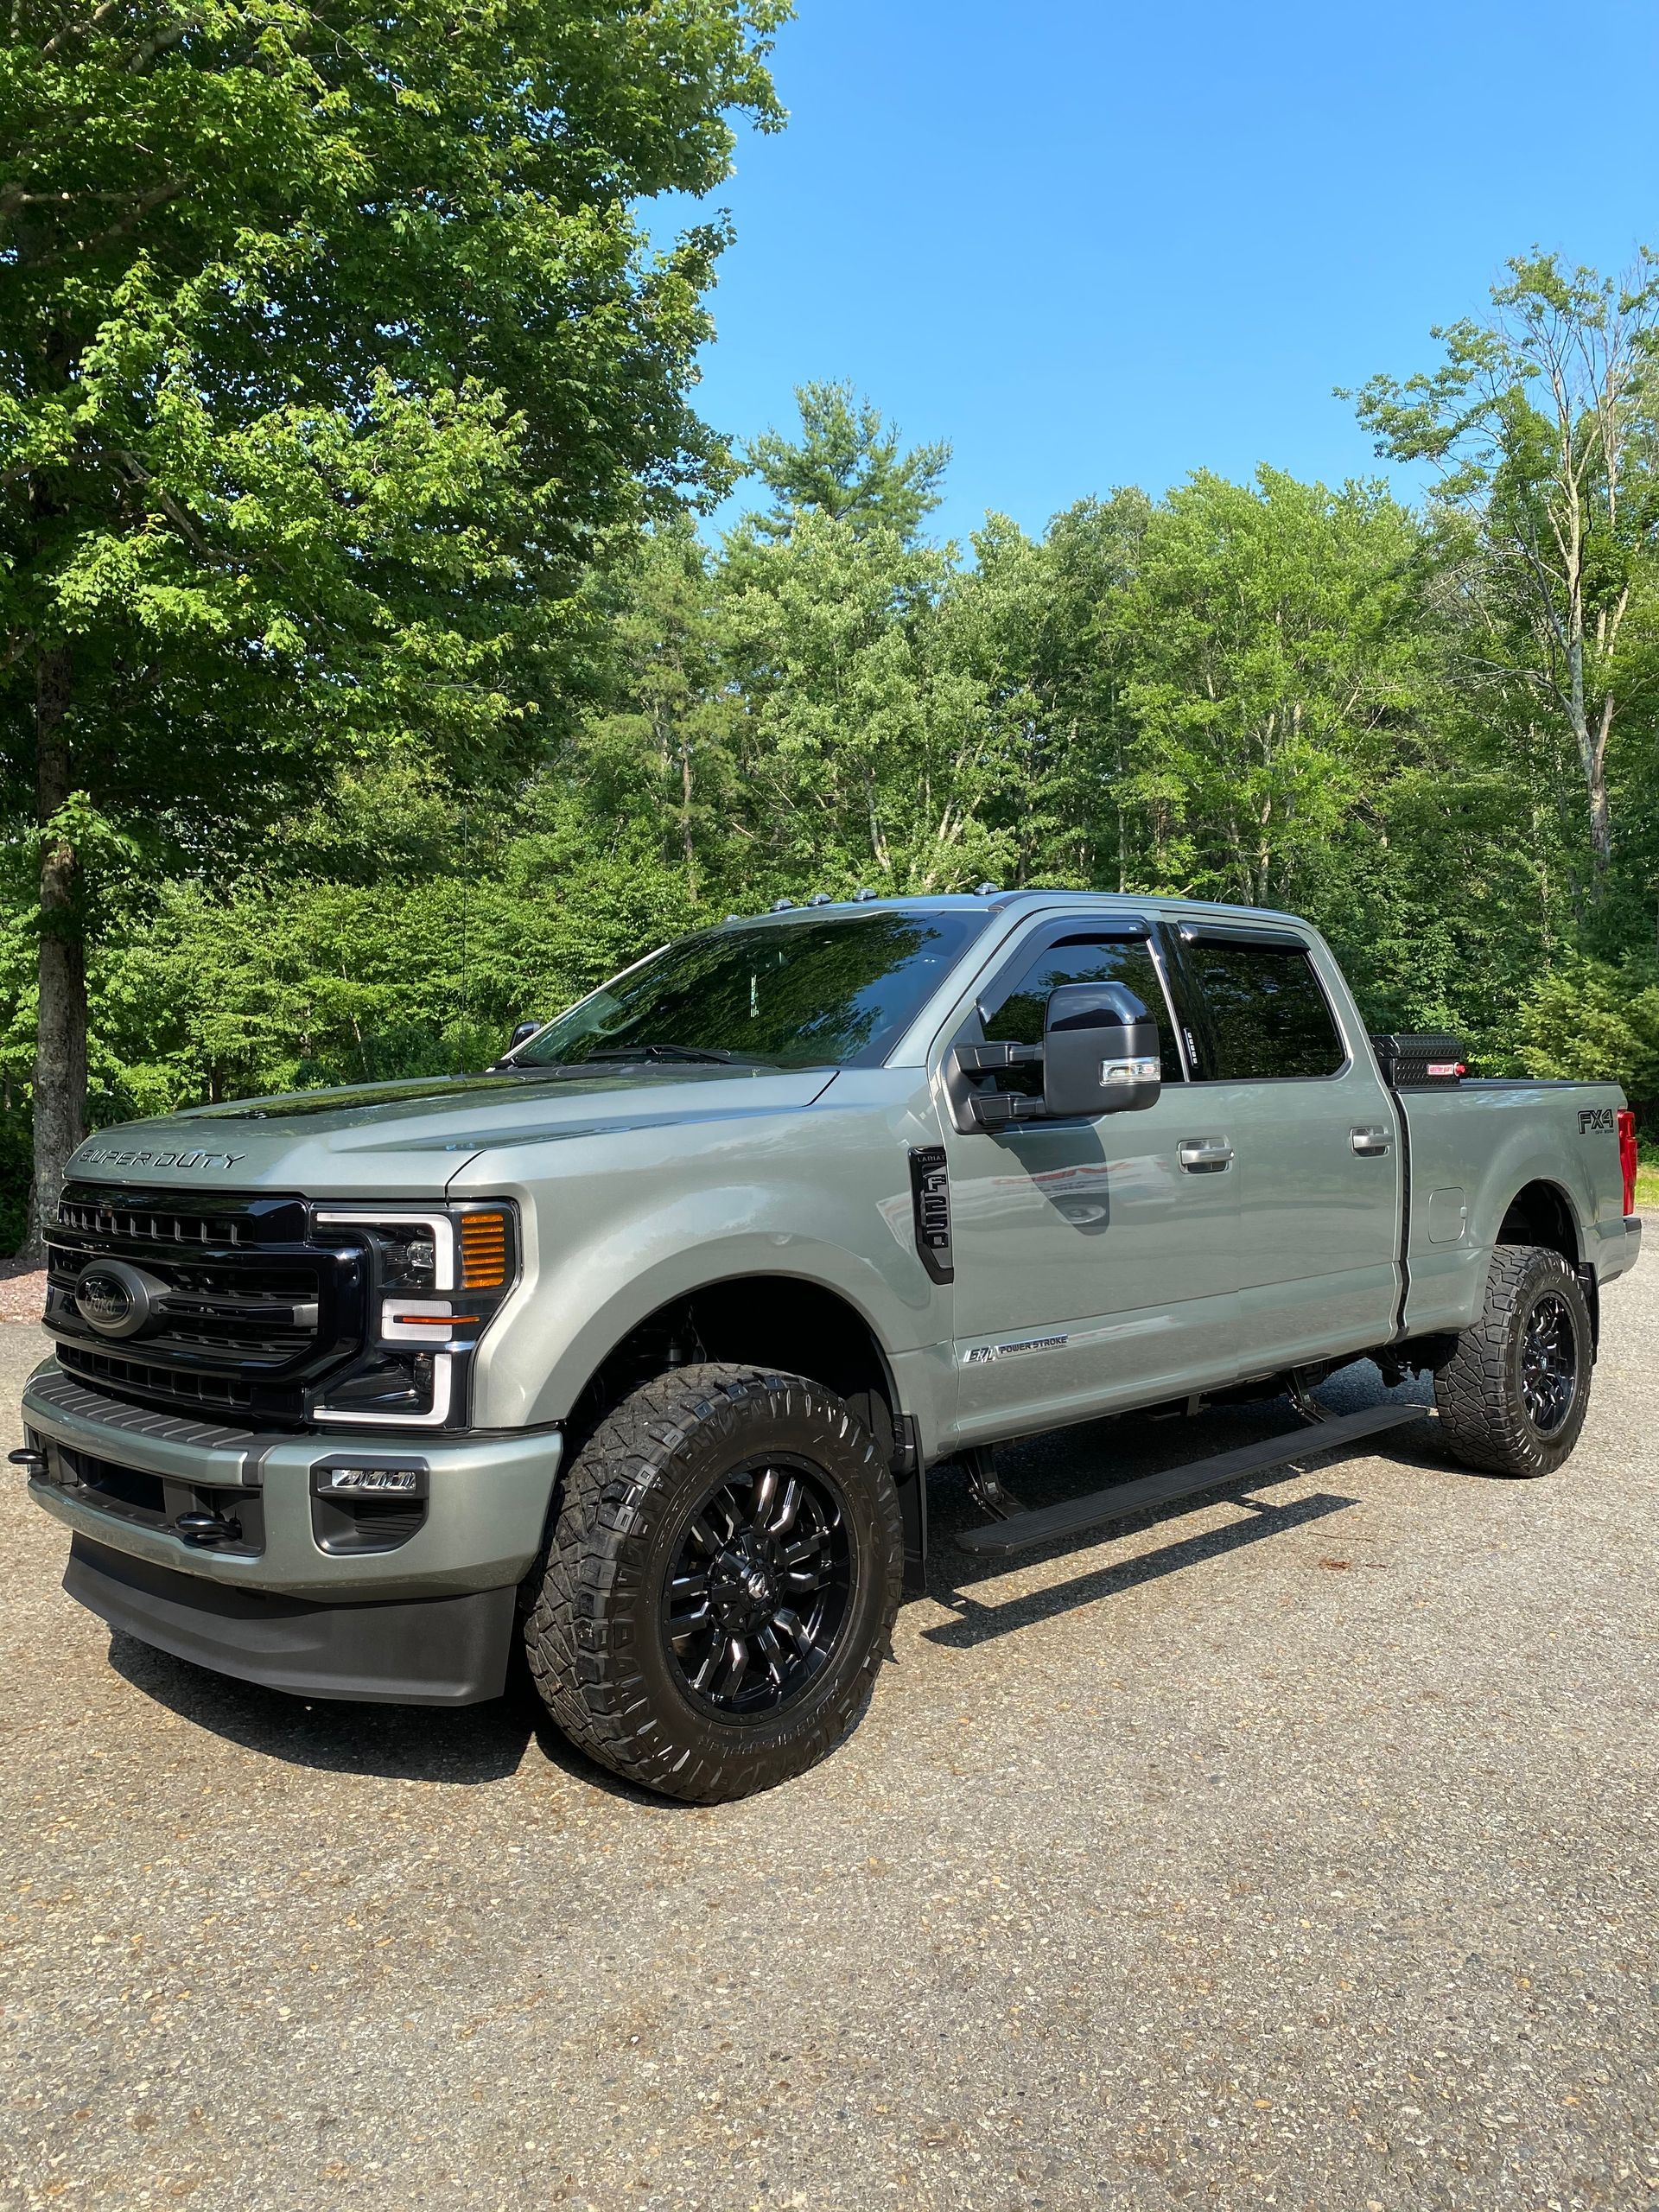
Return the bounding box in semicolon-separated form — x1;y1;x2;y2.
5;0;1659;1254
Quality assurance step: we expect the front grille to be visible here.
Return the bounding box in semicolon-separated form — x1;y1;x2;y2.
47;1183;367;1424
56;1344;256;1412
57;1196;252;1246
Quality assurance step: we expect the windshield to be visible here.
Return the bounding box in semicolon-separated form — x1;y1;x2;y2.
509;911;987;1071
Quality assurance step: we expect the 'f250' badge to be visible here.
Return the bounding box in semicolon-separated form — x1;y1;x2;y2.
1578;1108;1617;1135
909;1147;954;1284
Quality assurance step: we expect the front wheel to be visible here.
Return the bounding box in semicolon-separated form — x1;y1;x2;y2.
523;1364;904;1802
1433;1243;1593;1477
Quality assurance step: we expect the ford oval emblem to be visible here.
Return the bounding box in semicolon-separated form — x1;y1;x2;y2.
73;1260;160;1339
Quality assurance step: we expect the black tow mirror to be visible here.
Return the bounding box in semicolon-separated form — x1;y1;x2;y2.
1042;982;1161;1118
505;1019;544;1053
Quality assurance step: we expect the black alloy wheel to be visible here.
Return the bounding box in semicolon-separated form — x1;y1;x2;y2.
1518;1290;1577;1438
522;1364;904;1802
664;1458;853;1719
1433;1243;1593;1477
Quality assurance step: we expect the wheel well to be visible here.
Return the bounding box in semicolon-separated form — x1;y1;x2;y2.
1496;1179;1581;1265
1497;1178;1599;1350
573;1275;903;1466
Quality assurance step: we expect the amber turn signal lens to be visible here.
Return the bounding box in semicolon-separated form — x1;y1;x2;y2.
459;1211;510;1290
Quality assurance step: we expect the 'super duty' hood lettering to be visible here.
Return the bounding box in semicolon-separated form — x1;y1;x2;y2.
75;1147;245;1171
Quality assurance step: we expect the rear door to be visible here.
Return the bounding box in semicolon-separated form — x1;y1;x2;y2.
938;914;1242;1442
1164;918;1402;1371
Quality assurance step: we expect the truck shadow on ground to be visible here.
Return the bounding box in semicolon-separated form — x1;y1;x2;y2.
920;1366;1445;1649
103;1630;666;1801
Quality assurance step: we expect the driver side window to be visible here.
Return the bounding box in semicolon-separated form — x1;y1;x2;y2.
978;931;1183;1096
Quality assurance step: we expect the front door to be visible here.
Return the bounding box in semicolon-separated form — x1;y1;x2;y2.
938;916;1242;1445
1165;918;1402;1370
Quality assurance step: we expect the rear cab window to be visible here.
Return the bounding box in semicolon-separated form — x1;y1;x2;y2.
1173;930;1345;1081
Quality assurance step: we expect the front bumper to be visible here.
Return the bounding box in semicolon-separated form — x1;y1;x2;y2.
22;1359;563;1704
63;1535;517;1706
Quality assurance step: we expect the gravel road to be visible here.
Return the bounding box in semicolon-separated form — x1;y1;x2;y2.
3;1247;1656;2212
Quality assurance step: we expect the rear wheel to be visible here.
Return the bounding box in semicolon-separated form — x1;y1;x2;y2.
523;1363;904;1802
1433;1243;1593;1477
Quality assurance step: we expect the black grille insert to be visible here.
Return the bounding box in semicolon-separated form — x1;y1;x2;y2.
56;1343;257;1411
47;1183;365;1422
57;1196;251;1246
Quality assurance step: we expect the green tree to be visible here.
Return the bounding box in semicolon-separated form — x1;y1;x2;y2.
88;771;703;1115
1;0;786;1249
1106;468;1429;906
745;381;950;543
1512;953;1659;1108
722;511;1018;895
572;517;742;901
976;493;1154;891
1351;250;1659;903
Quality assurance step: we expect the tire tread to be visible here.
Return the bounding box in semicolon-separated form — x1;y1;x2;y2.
1433;1243;1591;1477
522;1363;903;1802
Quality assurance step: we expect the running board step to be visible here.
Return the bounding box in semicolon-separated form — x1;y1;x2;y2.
955;1402;1428;1558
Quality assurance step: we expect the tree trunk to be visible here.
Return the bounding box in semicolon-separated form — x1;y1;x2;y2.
1581;693;1614;886
27;642;86;1262
680;732;697;897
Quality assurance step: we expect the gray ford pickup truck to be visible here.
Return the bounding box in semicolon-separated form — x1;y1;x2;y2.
18;892;1643;1800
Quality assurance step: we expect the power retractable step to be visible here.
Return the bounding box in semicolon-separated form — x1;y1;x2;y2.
956;1402;1428;1557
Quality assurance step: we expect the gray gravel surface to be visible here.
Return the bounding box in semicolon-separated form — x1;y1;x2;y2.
3;1248;1656;2211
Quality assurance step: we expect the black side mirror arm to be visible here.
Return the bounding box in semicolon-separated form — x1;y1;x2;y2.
945;1040;1049;1134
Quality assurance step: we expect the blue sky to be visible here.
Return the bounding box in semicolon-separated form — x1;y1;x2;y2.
664;0;1659;545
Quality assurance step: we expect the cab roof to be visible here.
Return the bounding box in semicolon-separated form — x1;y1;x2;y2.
722;888;1309;930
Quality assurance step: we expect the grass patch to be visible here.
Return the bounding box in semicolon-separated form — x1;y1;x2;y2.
1636;1162;1659;1212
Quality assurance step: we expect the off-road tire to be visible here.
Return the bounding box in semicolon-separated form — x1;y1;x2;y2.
1433;1243;1593;1477
523;1364;904;1802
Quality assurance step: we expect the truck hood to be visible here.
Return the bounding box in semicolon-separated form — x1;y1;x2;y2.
66;1064;842;1200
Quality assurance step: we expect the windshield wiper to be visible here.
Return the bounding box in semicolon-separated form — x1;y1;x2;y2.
582;1043;750;1065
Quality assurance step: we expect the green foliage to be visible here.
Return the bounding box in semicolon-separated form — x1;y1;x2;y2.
1350;250;1659;897
0;1110;31;1252
23;355;1659;1164
1512;957;1659;1107
745;382;950;544
1106;469;1428;906
2;0;791;1246
721;510;1021;894
6;87;1659;1231
86;772;702;1116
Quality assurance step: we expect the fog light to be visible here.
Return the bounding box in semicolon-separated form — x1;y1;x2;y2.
313;1462;427;1499
334;1467;418;1492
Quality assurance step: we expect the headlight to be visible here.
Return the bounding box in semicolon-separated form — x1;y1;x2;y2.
308;1205;518;1429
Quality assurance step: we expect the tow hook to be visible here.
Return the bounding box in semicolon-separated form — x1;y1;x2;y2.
175;1510;243;1547
8;1448;48;1479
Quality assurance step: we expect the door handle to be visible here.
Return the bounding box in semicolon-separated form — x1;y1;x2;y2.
1178;1136;1233;1173
1350;1126;1392;1156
